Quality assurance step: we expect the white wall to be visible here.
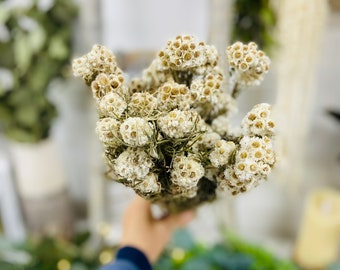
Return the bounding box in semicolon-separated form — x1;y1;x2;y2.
101;0;209;51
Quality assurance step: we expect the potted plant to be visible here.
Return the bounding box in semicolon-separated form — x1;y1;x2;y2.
0;0;77;237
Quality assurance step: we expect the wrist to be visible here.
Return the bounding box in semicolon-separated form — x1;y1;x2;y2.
116;246;152;270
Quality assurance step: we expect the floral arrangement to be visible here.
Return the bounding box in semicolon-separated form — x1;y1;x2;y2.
0;0;77;142
73;35;275;213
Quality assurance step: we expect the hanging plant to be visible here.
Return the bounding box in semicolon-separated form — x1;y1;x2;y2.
0;0;78;143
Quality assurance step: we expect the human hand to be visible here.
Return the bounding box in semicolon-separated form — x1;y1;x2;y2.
120;196;195;263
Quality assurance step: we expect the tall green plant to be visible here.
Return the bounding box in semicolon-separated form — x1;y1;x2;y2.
231;0;276;54
0;0;77;143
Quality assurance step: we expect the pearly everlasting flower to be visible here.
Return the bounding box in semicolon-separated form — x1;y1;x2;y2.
91;73;127;100
242;103;275;137
209;140;236;167
158;35;218;70
157;109;200;139
128;92;158;117
234;158;259;181
190;67;223;103
113;147;153;181
157;81;192;111
190;131;220;153
218;167;257;195
120;117;154;146
171;155;204;189
73;44;122;85
226;41;270;86
211;115;231;137
98;92;127;118
234;136;275;181
195;91;237;120
135;172;161;194
128;77;147;93
142;59;172;88
96;118;121;147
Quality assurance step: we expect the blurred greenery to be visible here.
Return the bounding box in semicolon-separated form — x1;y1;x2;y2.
0;0;78;143
3;229;339;270
231;0;276;54
155;229;300;270
0;232;105;270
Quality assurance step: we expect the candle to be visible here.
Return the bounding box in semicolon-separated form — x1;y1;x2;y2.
294;189;340;269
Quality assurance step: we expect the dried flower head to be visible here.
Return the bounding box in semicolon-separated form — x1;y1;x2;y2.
209;140;236;167
158;35;210;70
242;103;275;137
128;92;158;117
73;44;121;85
226;41;270;87
157;81;192;111
171;155;204;189
120;117;154;146
96;118;121;147
157;109;201;139
135;172;161;195
98;92;127;119
113;147;153;182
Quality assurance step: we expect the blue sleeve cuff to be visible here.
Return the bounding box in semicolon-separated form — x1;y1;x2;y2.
101;246;152;270
116;246;152;270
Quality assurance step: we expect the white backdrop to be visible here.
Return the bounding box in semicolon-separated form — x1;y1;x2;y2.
101;0;209;51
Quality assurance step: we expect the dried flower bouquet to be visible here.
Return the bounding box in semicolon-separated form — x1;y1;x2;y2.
73;35;275;213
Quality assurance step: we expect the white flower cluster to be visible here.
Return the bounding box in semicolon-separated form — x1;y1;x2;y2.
158;35;217;70
72;45;122;86
128;92;158;117
171;155;205;189
73;36;275;209
226;41;270;87
157;109;201;139
113;147;153;182
218;135;275;195
242;103;275;137
96;118;121;147
98;92;127;118
120;117;154;146
135;173;161;194
157;82;191;111
209;140;236;167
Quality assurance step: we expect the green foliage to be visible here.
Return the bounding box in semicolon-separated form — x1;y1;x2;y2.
0;0;78;143
154;229;300;270
0;232;104;270
231;0;276;54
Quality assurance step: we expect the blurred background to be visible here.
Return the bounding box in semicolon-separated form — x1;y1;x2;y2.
0;0;339;269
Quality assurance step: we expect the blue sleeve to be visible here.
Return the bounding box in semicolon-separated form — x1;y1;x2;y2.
101;246;152;270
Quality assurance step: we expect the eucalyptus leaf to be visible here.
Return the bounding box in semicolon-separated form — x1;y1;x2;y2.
28;25;46;53
14;31;32;74
0;43;15;67
48;34;69;60
15;105;39;126
0;4;11;23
